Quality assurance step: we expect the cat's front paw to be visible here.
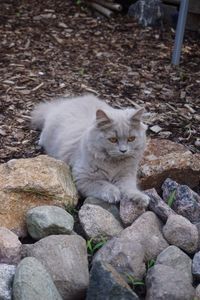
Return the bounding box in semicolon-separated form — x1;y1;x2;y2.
131;192;150;207
101;186;122;204
124;191;149;208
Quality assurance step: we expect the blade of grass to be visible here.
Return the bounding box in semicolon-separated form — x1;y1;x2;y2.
132;280;145;286
86;238;93;255
125;273;145;286
147;259;155;269
167;190;176;207
92;240;107;252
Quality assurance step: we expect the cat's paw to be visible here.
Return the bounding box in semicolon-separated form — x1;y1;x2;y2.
127;192;150;208
133;192;150;207
101;186;122;204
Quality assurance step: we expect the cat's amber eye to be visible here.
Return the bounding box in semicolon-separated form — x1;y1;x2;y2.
108;137;118;143
127;136;136;142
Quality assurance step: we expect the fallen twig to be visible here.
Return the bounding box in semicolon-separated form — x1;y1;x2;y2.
86;1;113;17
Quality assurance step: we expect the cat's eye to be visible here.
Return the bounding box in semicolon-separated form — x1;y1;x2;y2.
108;137;118;143
127;136;136;142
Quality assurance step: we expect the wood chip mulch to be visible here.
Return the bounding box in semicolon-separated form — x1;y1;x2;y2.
0;0;200;164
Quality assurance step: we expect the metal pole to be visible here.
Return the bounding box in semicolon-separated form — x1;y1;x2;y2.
171;0;189;65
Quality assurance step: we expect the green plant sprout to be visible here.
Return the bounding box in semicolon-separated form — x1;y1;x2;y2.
76;0;82;5
86;237;107;256
125;273;145;288
147;259;155;269
66;206;78;216
167;190;176;207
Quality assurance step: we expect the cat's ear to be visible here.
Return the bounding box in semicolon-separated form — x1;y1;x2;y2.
96;109;111;129
130;108;145;123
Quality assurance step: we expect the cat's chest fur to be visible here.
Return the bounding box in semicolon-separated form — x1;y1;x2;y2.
73;153;134;184
92;160;122;182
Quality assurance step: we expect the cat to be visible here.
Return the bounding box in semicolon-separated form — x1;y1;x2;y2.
31;94;149;206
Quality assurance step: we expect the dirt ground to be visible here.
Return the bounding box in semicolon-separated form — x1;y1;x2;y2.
0;0;200;163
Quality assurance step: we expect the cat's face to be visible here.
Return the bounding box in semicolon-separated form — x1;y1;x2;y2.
95;108;147;159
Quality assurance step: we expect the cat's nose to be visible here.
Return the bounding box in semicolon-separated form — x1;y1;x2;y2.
120;149;127;153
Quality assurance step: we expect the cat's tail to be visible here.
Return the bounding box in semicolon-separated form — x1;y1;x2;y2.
31;102;49;130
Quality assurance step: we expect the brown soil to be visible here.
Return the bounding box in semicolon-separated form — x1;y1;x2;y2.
0;0;200;163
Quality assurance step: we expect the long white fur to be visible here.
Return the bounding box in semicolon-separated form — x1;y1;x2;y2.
31;94;149;204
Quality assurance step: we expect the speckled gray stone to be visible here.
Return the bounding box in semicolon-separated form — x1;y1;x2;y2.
163;214;198;254
79;204;123;242
26;205;74;240
128;0;163;27
0;264;16;300
192;251;200;281
146;265;195;300
162;178;200;223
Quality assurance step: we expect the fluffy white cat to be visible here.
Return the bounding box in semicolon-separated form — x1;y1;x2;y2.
31;95;149;205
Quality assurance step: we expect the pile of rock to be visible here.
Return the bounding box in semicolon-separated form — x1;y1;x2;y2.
0;139;200;299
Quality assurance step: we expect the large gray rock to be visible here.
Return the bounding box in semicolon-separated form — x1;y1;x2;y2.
145;188;176;222
156;245;193;283
86;261;139;300
94;236;146;279
128;0;163;27
0;227;21;264
162;178;200;223
79;204;123;242
119;211;169;261
26;205;74;240
163;214;198;254
13;257;62;300
192;251;200;281
146;265;195;300
25;235;89;300
0;264;16;300
119;197;148;226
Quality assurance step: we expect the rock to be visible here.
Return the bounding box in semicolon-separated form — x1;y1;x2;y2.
195;284;200;299
145;264;195;300
78;204;123;242
119;211;169;261
25;235;89;299
192;252;200;281
162;177;178;199
119;197;148;226
94;236;146;280
195;222;200;250
0;227;21;264
128;0;163;27
84;197;121;223
13;257;62;300
86;261;139;300
162;178;200;223
145;188;176;222
26;205;74;240
139;139;200;191
163;214;198;254
21;244;31;259
0;155;78;236
0;264;16;300
156;245;193;283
